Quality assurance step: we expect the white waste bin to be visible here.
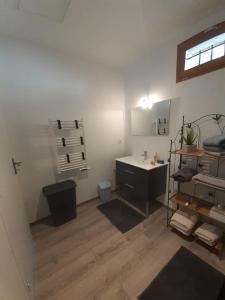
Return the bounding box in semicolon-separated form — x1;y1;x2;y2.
98;180;111;203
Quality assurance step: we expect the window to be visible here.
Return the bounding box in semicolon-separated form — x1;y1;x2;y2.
176;21;225;83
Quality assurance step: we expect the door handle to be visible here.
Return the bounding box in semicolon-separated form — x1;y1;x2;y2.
124;170;135;175
12;158;22;174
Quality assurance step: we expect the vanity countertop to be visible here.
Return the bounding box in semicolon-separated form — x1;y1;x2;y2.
116;156;167;171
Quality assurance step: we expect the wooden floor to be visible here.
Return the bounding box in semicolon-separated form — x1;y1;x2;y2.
32;199;225;300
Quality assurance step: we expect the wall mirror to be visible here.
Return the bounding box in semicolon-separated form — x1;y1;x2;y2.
131;99;171;136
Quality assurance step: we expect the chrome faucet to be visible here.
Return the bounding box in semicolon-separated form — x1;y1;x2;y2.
141;151;148;161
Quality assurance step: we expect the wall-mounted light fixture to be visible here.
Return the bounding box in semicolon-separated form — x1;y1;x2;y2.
149;93;160;103
137;96;153;109
137;93;161;109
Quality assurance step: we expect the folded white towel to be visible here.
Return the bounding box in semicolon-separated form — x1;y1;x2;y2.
170;222;192;236
211;206;225;216
195;223;222;247
209;206;225;224
170;210;198;236
192;173;225;190
171;210;198;229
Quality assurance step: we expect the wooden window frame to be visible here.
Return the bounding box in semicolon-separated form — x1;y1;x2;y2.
176;20;225;83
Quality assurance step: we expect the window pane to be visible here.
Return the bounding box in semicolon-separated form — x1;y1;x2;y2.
186;32;225;58
185;50;192;59
200;49;211;64
177;21;225;82
212;44;225;59
185;55;200;70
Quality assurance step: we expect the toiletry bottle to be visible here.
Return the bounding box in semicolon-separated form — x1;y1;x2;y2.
154;152;159;163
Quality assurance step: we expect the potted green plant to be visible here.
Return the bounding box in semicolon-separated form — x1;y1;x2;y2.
182;127;198;153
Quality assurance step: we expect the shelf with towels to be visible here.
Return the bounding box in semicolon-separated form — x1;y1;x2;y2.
167;114;225;257
168;206;224;256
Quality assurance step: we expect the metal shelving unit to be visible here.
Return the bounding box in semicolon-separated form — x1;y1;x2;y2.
167;113;225;255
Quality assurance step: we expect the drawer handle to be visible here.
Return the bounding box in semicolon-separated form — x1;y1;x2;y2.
125;183;134;189
124;170;135;175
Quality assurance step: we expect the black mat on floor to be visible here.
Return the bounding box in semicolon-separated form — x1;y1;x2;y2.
138;247;225;300
97;199;145;233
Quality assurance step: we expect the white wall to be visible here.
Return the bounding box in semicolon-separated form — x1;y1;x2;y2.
1;11;225;222
124;12;225;158
0;38;125;223
123;12;225;203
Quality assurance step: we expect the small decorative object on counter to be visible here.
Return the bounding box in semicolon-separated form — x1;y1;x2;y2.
157;159;165;164
154;152;159;163
150;160;155;165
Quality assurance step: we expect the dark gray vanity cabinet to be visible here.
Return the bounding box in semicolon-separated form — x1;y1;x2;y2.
116;161;167;215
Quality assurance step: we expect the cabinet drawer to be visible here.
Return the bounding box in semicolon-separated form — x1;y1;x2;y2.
116;169;136;187
116;161;148;191
116;161;139;174
117;182;147;213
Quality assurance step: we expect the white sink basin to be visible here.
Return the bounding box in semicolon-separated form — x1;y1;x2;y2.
116;155;167;171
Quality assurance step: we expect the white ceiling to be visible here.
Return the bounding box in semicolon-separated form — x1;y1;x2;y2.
0;0;225;68
19;0;72;22
0;0;19;10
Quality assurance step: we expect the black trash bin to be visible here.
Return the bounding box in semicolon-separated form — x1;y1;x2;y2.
43;180;77;226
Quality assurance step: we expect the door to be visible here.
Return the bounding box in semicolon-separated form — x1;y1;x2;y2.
0;217;30;300
0;104;33;299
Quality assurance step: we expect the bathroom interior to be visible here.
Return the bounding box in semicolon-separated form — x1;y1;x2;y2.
1;1;225;300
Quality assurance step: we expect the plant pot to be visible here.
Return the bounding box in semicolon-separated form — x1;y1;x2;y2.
182;144;197;153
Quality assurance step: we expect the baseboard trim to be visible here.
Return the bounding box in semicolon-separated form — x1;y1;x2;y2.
30;195;103;226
